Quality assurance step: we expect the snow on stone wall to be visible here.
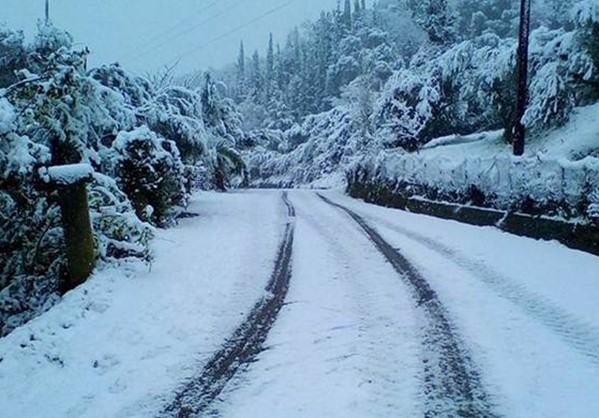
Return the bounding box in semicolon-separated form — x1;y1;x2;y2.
354;151;599;219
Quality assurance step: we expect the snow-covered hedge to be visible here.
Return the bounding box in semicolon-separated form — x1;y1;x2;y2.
0;22;248;336
349;150;599;222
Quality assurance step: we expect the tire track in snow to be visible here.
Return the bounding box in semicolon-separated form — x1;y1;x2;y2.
290;192;423;416
318;193;498;418
355;210;599;366
159;192;295;418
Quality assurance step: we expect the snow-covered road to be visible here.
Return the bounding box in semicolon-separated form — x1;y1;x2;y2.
1;190;599;417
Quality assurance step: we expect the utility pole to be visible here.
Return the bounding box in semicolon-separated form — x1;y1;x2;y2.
513;0;531;156
45;0;50;24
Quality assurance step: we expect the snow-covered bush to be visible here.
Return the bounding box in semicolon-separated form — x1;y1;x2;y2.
374;64;445;150
0;100;63;336
349;148;599;222
89;173;154;262
588;189;599;221
112;127;187;227
524;61;574;128
0;25;27;88
148;87;207;164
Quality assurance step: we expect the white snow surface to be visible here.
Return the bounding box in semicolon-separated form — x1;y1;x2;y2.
0;191;285;418
215;191;599;417
215;191;422;417
320;191;599;418
1;190;599;417
46;163;95;185
420;102;599;161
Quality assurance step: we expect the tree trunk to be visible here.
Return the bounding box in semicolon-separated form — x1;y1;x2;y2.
513;0;532;156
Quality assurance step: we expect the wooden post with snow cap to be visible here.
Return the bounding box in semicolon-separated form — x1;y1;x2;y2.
45;163;96;291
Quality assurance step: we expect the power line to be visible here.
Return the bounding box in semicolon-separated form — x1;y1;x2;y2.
122;0;221;58
175;0;299;62
128;0;246;63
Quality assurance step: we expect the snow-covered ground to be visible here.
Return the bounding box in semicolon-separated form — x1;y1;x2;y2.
323;191;599;417
0;191;287;418
214;192;423;417
1;190;598;417
421;102;599;161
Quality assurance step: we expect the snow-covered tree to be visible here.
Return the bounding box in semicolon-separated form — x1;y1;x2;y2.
408;0;457;45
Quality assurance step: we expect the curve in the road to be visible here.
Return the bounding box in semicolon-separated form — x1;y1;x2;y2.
318;193;498;418
360;210;599;366
159;192;295;418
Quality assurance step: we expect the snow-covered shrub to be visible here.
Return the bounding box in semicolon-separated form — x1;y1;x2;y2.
112;126;187;227
8;31;115;166
89;173;154;262
0;102;63;336
148;86;207;164
572;0;599;27
90;63;153;109
522;28;593;128
349;148;599;222
374;67;440;150
31;20;73;56
0;25;27;88
588;189;599;221
204;137;246;190
201;73;245;147
525;61;574;127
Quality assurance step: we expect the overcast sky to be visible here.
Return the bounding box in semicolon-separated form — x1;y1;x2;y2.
1;0;339;74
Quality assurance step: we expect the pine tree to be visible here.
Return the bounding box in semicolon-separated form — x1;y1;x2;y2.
236;41;245;98
408;0;456;45
343;0;352;30
251;50;262;96
266;33;274;81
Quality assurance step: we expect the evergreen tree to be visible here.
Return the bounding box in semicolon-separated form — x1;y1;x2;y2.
251;50;262;97
343;0;352;30
266;33;275;100
266;33;274;81
409;0;456;45
236;41;246;98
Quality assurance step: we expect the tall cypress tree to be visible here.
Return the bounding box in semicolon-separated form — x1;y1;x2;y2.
236;41;245;98
343;0;352;29
251;50;262;97
266;33;274;80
